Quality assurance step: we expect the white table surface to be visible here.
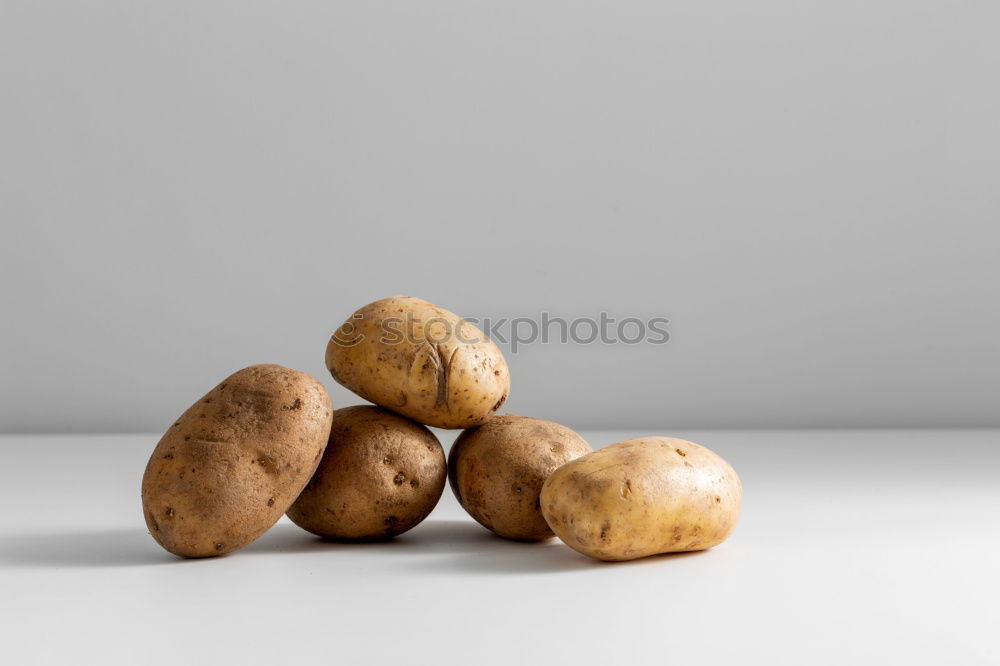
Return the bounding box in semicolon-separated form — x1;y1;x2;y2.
2;429;998;665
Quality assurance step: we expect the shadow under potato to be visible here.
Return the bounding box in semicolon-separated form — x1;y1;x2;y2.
246;519;520;556
266;520;709;575
249;519;604;574
0;520;712;572
0;521;496;569
0;528;179;569
400;521;711;575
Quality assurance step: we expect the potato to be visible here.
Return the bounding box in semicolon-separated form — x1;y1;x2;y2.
325;296;510;429
448;415;592;540
287;406;446;539
540;437;741;561
141;364;333;558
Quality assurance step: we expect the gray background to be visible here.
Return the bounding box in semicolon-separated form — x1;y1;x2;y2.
2;1;997;433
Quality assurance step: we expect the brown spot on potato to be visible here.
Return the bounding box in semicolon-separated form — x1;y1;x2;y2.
393;472;406;485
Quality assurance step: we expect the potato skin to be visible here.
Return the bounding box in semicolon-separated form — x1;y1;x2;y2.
141;364;333;558
540;437;741;561
286;406;446;539
325;296;510;429
449;415;591;540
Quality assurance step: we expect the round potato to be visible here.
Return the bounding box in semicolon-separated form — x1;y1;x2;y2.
287;405;446;539
540;437;741;561
448;415;592;540
141;364;333;558
325;296;510;429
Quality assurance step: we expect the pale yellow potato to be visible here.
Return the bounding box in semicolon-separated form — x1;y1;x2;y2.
449;415;591;540
540;437;741;561
141;364;333;558
325;296;510;429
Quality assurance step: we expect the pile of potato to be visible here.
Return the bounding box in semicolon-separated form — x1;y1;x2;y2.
142;296;741;561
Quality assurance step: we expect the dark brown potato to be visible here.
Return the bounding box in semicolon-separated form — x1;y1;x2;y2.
448;415;592;540
287;406;446;539
141;364;333;558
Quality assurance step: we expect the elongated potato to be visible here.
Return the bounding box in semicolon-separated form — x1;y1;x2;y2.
325;296;510;429
540;437;741;561
448;415;591;540
287;406;446;539
141;364;333;558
